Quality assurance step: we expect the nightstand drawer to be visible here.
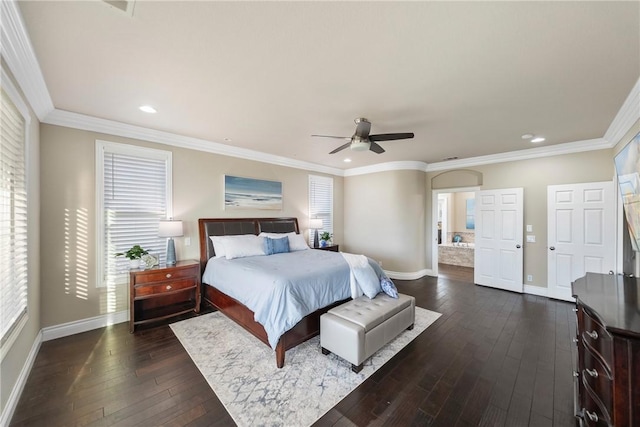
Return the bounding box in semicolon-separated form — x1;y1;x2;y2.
129;260;201;333
133;266;198;284
134;278;196;298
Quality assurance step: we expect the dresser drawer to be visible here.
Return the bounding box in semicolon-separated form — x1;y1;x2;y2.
134;278;196;298
132;266;198;284
581;342;612;416
580;387;612;427
579;306;613;370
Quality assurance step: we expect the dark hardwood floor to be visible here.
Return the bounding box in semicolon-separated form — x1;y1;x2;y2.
10;264;577;426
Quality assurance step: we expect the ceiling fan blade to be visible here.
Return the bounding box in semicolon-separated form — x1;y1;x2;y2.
311;134;351;140
354;118;371;138
329;142;352;154
369;132;415;142
369;142;385;154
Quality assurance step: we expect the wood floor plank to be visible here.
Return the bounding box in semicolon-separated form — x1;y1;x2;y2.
10;264;577;427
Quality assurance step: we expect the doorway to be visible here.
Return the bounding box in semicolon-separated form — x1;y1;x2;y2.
431;187;479;278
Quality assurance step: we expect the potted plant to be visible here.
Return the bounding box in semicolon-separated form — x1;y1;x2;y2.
116;245;149;269
319;232;332;247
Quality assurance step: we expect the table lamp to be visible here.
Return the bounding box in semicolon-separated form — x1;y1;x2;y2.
309;218;323;248
159;219;183;265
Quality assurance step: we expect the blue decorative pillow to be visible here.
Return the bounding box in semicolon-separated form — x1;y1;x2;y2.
354;266;382;299
264;236;289;255
380;276;398;298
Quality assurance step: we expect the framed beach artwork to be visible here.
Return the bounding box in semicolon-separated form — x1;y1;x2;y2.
224;175;283;210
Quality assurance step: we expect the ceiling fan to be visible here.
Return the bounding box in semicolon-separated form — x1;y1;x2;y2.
312;118;414;154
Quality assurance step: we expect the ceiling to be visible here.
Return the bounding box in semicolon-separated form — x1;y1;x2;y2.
17;1;640;170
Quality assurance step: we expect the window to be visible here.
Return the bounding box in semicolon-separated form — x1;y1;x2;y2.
308;175;333;245
0;83;29;354
96;141;172;287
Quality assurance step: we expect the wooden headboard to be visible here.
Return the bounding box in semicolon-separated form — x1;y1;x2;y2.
198;217;300;273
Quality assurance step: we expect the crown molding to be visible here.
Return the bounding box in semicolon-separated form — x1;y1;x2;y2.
425;138;610;172
604;76;640;147
0;0;54;120
43;109;344;176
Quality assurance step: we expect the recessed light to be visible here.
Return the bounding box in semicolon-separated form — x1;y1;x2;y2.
521;134;533;140
224;138;232;142
531;137;546;143
139;105;157;114
343;158;352;163
443;156;459;161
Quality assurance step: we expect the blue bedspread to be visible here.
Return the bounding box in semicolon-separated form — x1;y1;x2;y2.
202;250;382;349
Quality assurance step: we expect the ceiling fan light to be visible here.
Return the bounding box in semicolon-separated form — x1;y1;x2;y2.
350;141;370;151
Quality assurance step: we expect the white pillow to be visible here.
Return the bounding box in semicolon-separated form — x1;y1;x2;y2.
210;234;263;258
223;235;267;259
259;232;309;251
209;235;227;258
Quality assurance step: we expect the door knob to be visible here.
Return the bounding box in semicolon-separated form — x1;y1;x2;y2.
516;244;521;249
549;246;555;250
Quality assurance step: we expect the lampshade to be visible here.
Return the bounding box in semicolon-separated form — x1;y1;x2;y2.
309;219;323;229
158;220;183;237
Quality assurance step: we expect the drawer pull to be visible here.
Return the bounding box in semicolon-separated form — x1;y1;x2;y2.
585;368;598;378
585;330;598;340
572;337;578;343
585;410;598;422
572;308;578;312
573;371;579;377
166;273;172;279
166;285;172;290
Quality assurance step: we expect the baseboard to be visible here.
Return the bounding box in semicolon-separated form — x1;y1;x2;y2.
0;331;42;427
41;310;129;342
524;285;549;297
385;269;436;280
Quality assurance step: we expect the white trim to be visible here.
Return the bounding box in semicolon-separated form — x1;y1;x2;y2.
426;138;610;172
604;76;640;147
41;310;128;342
384;269;435;280
45;109;344;177
524;285;549;298
0;330;42;427
0;314;28;362
0;0;54;120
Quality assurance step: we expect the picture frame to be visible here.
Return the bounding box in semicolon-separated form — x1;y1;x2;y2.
224;175;283;210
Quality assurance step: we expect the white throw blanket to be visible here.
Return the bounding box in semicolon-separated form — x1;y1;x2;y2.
341;252;378;299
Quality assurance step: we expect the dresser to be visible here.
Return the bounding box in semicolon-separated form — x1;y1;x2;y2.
572;273;640;426
129;260;201;332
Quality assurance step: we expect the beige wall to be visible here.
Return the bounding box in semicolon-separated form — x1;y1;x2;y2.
0;67;41;416
39;124;343;328
344;169;426;273
427;149;615;288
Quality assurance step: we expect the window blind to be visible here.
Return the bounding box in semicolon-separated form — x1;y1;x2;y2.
0;88;28;346
98;142;171;287
308;175;333;245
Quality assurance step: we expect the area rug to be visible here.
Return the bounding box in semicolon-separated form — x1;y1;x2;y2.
170;306;441;427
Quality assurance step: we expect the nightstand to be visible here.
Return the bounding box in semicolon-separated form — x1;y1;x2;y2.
315;244;339;252
129;260;201;333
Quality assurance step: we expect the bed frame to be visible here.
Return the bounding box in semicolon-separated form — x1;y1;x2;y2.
198;217;347;368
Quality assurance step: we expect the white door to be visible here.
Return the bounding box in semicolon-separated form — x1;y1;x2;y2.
547;182;615;301
474;188;524;293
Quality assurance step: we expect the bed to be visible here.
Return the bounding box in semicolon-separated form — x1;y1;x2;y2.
198;217;352;368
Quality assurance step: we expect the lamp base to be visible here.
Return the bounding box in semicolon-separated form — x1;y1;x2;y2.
313;229;319;248
166;237;177;265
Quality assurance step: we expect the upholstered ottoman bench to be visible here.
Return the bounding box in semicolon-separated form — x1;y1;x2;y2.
320;293;415;373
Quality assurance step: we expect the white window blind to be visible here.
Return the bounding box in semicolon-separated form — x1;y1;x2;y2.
308;175;333;245
97;141;172;287
0;87;28;348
